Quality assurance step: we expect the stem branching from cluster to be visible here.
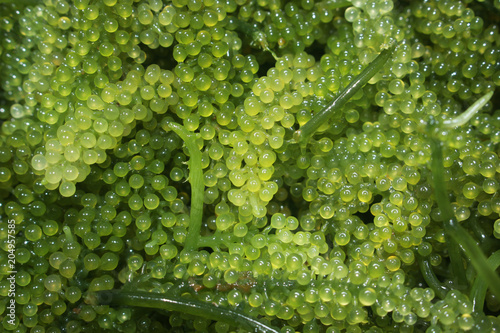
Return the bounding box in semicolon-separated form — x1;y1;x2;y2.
294;43;396;144
96;291;281;333
165;122;204;252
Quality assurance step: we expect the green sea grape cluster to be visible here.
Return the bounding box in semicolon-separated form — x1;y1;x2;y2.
1;0;500;332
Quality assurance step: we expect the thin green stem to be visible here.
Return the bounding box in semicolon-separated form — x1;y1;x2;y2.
430;138;500;300
417;255;449;299
167;122;204;252
442;91;494;128
97;291;281;333
327;0;353;9
448;219;500;299
430;138;468;289
294;43;396;144
62;226;74;242
469;217;496;253
471;250;500;314
198;232;234;250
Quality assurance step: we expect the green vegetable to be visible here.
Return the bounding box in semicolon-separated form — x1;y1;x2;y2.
1;0;500;332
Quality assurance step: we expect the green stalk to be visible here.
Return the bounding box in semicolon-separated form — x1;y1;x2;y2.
430;138;468;289
430;139;500;299
470;217;496;253
327;0;353;9
198;232;234;250
294;43;396;144
97;291;281;333
471;250;500;314
448;220;500;298
417;255;449;299
63;226;74;242
442;91;493;128
167;122;204;252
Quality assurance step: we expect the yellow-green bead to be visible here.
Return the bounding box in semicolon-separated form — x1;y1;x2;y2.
82;150;98;164
59;181;76;197
31;154;48;171
144;194;160;210
389;79;405;95
64;145;81;162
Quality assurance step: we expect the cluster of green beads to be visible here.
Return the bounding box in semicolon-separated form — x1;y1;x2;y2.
1;0;500;332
